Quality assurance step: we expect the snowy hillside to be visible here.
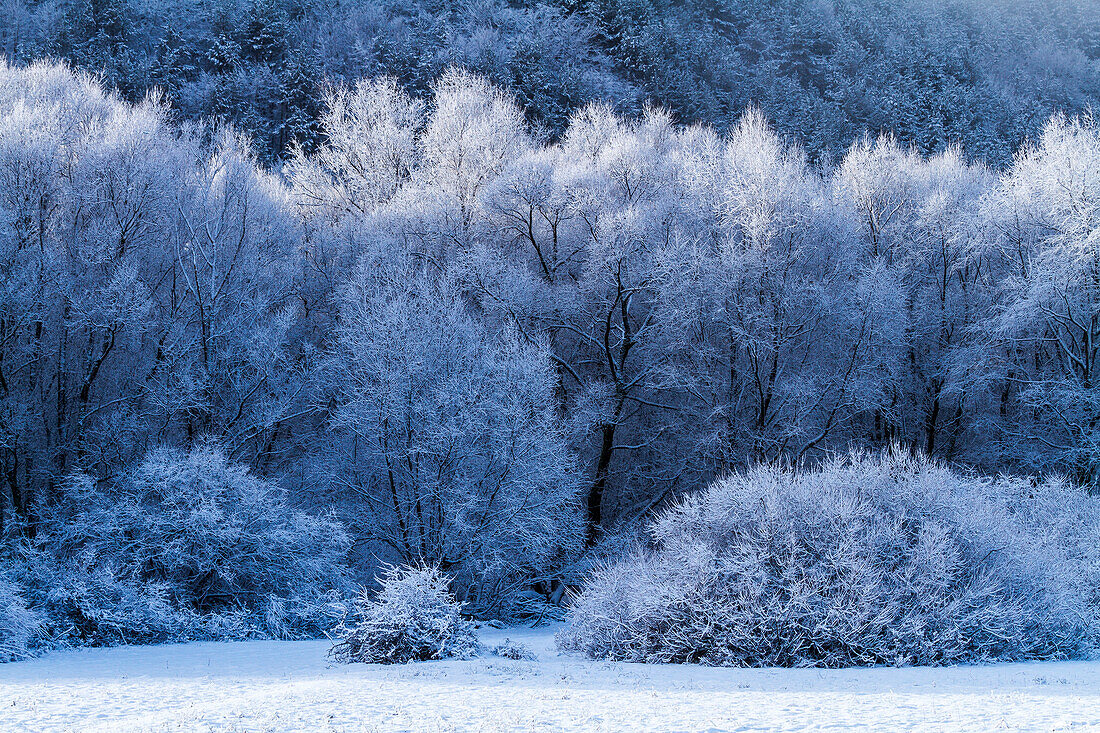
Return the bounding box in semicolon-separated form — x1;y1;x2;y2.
1;626;1098;732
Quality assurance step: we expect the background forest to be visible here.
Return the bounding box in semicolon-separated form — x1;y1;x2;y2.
1;0;1098;165
1;0;1100;663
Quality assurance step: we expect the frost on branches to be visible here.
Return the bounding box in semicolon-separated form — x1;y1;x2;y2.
317;246;584;617
559;451;1100;667
0;574;44;662
3;58;1100;665
13;445;349;647
330;566;480;664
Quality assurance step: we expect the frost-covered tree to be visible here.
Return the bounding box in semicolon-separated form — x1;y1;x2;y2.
318;251;583;613
288;77;423;224
651;111;871;472
0;61;313;538
470;105;687;543
383;68;530;258
987;114;1100;483
166;128;309;468
834;137;996;458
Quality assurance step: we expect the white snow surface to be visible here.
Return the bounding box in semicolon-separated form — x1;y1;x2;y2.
1;625;1099;732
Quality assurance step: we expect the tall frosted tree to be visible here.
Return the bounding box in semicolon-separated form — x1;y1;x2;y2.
317;250;583;611
988;114;1100;483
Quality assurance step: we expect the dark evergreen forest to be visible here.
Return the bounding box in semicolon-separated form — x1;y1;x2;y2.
3;0;1096;165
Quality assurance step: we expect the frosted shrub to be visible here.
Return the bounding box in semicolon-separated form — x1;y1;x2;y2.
558;451;1100;667
42;564;204;645
0;573;44;662
492;638;537;661
32;445;349;644
330;566;480;664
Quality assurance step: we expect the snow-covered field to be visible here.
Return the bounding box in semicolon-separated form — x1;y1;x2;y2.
1;626;1099;732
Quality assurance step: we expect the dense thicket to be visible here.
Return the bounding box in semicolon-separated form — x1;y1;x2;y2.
2;58;1100;658
39;446;348;630
1;0;1096;164
7;445;348;650
558;452;1100;666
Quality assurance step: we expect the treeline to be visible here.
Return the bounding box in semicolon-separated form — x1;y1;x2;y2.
1;60;1100;629
1;0;1097;165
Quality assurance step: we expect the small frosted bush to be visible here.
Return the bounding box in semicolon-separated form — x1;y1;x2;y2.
492;638;537;661
558;451;1100;667
330;565;480;664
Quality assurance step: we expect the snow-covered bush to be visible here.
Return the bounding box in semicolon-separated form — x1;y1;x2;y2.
558;451;1100;667
0;571;45;662
29;559;212;646
330;565;480;664
492;638;537;661
28;445;349;645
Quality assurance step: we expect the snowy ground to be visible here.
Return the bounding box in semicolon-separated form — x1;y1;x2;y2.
1;626;1099;732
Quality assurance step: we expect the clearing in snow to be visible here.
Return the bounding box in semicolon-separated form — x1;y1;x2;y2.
0;626;1098;732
